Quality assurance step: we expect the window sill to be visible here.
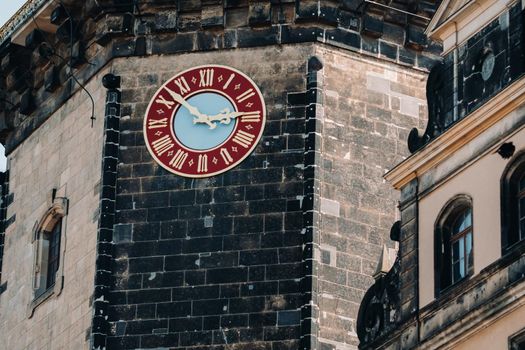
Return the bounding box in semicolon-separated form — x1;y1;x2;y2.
501;239;525;259
434;273;473;301
27;284;56;318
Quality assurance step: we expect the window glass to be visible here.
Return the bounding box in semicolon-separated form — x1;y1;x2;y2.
436;199;473;294
46;220;61;288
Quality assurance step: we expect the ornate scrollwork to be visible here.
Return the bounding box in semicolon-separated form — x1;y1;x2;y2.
356;255;401;345
408;62;446;153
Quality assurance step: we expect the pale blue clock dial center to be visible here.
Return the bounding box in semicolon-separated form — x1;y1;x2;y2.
173;92;236;150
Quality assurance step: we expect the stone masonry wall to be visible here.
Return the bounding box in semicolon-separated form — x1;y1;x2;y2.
0;72;107;349
109;44;313;349
314;46;428;349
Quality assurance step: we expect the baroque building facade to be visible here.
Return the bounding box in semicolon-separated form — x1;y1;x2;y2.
0;0;440;349
357;0;525;349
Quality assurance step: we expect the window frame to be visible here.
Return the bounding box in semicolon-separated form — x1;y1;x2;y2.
501;151;525;253
28;195;68;317
509;328;525;350
434;194;474;297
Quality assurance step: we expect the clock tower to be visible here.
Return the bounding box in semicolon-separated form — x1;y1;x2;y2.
0;1;441;350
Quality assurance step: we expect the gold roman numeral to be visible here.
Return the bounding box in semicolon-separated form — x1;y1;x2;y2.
240;111;261;123
223;73;235;90
197;154;208;173
236;88;255;103
169;149;188;169
199;69;214;87
147;118;168;129
232;130;255;148
151;135;174;156
155;95;175;109
174;77;191;95
220;148;233;165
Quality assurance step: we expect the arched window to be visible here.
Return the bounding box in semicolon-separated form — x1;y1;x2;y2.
501;152;525;252
435;195;474;295
30;193;68;313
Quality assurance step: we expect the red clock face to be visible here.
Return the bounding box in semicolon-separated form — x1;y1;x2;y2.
144;65;266;178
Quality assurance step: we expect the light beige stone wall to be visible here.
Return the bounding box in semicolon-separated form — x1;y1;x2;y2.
451;304;525;350
419;121;525;307
314;45;428;348
0;71;107;350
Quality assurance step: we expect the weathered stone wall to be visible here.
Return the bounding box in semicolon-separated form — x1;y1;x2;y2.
315;46;428;349
0;73;107;349
109;44;312;349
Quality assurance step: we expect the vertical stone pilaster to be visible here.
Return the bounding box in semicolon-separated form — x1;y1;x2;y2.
91;73;121;349
0;169;9;293
398;178;419;327
301;56;324;350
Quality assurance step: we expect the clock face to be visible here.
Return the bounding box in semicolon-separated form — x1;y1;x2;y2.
144;65;266;178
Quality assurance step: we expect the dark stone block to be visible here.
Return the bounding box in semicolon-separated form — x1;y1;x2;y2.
127;289;171;304
296;0;319;22
179;331;213;346
140;334;180;348
249;2;271;26
221;314;249;328
341;0;365;12
147;207;179;221
264;325;300;340
399;48;416;66
237;26;279;47
182;236;223;253
134;192;169;208
173;285;220;300
380;41;398;60
405;25;428;51
361;15;383;38
151;33;195;55
206;267;248;283
326;28;361;51
106;336;140;349
128;257;163;273
154;10;178;32
125;319;168;335
132;222;160;241
201;7;224;29
241;281;278;296
229;296;266;313
196;31;222;51
249;199;286;214
266;263;302;279
55;19;79;44
277;310;301;326
19;90;35;116
157;301;192;318
143;271;184;288
25;29;45;50
240;249;278;265
169;317;203;332
164;254;200;271
234;215;263;234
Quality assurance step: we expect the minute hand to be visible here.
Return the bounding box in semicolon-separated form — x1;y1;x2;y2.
163;86;204;117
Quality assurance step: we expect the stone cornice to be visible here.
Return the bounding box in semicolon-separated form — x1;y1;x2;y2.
0;1;442;154
385;75;525;189
0;0;48;45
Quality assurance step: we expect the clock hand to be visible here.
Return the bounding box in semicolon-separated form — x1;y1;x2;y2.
193;110;258;127
163;86;217;128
